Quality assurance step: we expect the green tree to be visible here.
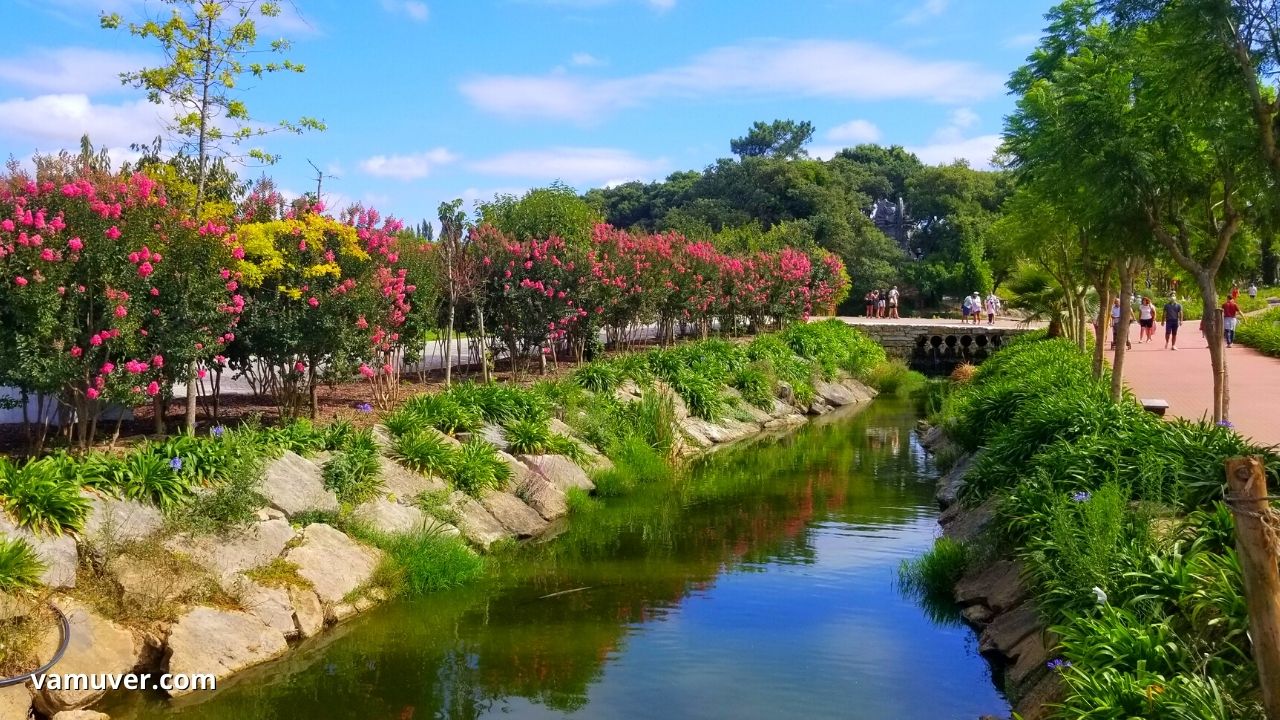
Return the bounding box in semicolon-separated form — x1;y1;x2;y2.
730;119;816;160
478;183;602;249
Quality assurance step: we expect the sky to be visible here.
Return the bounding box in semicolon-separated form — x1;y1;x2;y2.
0;0;1058;225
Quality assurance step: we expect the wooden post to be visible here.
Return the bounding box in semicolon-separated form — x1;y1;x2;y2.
1225;456;1280;720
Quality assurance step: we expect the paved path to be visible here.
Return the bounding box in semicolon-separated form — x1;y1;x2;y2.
1118;324;1280;446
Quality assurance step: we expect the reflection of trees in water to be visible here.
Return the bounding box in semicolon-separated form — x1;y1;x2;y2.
117;401;932;720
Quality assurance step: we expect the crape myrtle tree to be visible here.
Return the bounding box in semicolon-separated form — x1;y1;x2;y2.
103;0;324;429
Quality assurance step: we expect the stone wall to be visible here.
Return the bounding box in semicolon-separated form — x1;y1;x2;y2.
851;322;1032;371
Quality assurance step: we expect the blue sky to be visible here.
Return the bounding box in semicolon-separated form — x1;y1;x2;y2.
0;0;1056;225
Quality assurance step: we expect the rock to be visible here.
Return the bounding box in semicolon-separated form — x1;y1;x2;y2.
935;452;978;509
764;414;807;430
325;602;358;623
721;389;772;425
920;425;945;451
839;377;877;401
0;686;31;720
34;597;142;714
614;379;643;402
287;586;324;639
519;455;594;494
164;607;287;696
0;517;77;589
980;602;1042;658
260;451;339;518
254;507;286;522
1006;627;1052;688
547;418;612;472
496;451;537;488
955;560;1027;614
814;379;859;406
477;423;510;451
52;711;110;720
447;492;510;550
283;524;382;605
370;424;394;451
351;497;427;535
769;398;796;418
940;495;996;543
1013;671;1064;720
80;491;163;547
960;604;994;625
231;577;298;639
683;417;757;445
678;423;713;451
169;519;295;584
106;554;203;613
479;491;548;538
512;474;568;522
378;457;446;501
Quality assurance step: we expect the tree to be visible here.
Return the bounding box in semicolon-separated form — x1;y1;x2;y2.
730;120;815;160
104;0;324;429
478;184;602;249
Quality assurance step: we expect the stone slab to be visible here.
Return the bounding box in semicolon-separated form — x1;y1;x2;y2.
260;451;339;518
284;524;382;605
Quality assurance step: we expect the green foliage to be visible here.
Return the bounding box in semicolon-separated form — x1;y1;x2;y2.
478;183;602;248
780;319;887;379
666;370;724;420
1235;307;1280;357
504;417;554;455
0;457;91;535
392;430;457;478
322;430;383;504
173;468;265;535
573;360;623;393
898;537;970;602
864;360;925;397
0;538;44;592
448;440;511;496
731;363;775;409
564;486;598;514
388;393;483;436
590;435;675;497
367;529;485;598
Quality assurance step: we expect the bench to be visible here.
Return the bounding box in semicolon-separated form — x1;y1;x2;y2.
1141;398;1169;416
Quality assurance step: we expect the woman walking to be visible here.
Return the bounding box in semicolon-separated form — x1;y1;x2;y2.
1137;296;1155;343
1223;293;1240;347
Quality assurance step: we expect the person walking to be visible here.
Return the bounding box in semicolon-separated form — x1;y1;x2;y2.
1223;293;1240;347
876;290;887;318
984;291;1001;324
1249;282;1258;300
1162;293;1183;350
865;290;875;318
1137;296;1155;343
888;285;900;319
1109;297;1131;350
961;293;974;323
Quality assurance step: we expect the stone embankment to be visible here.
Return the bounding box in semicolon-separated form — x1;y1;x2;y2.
0;373;877;719
919;426;1061;720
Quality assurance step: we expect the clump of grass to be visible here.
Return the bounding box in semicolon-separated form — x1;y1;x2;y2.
0;457;91;535
574;360;623;393
504;417;554;455
0;537;44;592
416;489;462;527
322;429;383;504
731;363;775;409
0;604;55;677
386;393;483;436
949;362;978;383
366;529;485;597
290;509;342;528
392;429;457;478
245;558;312;590
898;537;969;604
172;469;266;535
449;440;511;496
590;435;674;497
564;486;598;514
865;360;926;396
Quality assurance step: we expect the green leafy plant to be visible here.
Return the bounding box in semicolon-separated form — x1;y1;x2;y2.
503;417;554;455
731;363;775;409
392;430;457;478
367;529;485;597
0;457;91;534
448;439;511;496
322;429;383;504
574;360;623;393
0;537;44;592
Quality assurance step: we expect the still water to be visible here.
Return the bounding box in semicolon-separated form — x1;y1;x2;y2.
109;400;1009;720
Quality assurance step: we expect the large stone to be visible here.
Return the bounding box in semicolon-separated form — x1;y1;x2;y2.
447;492;510;550
34;597;142;714
0;685;31;720
838;377;876;402
1013;671;1064;720
80;491;163;547
769;398;797;419
283;524;382;605
546;419;612;472
513;474;568;522
1006;627;1052;688
934;452;978;509
287;585;324;639
231;577;298;639
814;378;859;406
682;416;758;445
351;497;427;535
763;414;807;430
614;379;643;402
164;607;287;696
378;457;446;502
106;554;203;613
955;560;1027;614
721;389;773;425
0;517;77;589
52;711;110;720
496;451;537;488
260;451;339;518
979;602;1042;657
940;495;996;544
519;455;594;494
370;424;394;451
919;424;945;451
479;491;548;538
168;519;295;584
678;423;713;452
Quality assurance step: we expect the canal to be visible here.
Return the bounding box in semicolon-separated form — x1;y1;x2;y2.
107;399;1009;719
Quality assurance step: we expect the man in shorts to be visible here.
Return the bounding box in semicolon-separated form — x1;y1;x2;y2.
1162;293;1183;350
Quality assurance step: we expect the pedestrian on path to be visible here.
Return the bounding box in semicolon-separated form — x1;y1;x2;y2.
865;290;875;318
1248;282;1258;300
1138;296;1155;343
888;285;900;319
984;292;1001;324
1162;293;1183;350
961;293;975;323
1110;298;1131;350
876;290;887;318
1223;294;1240;347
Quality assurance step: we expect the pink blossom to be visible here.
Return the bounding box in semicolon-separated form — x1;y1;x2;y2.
137;261;153;277
86;387;100;400
13;276;27;287
194;342;204;350
70;346;83;358
114;305;127;319
89;334;103;346
359;364;375;378
294;361;306;373
39;248;56;262
307;297;319;308
231;246;245;259
101;362;115;374
145;381;160;397
197;369;207;379
150;287;159;296
152;355;164;368
105;226;121;240
225;280;238;292
67;237;83;252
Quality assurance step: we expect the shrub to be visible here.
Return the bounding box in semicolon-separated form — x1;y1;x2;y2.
574;360;623;393
322;429;383;504
322;419;357;451
504;417;554;455
1235;307;1280;357
898;537;970;601
731;363;775;409
392;430;457;478
448;440;511;496
390;393;483;436
0;457;91;534
368;529;485;597
949;363;977;383
0;538;44;592
174;469;267;535
668;370;724;420
866;360;925;396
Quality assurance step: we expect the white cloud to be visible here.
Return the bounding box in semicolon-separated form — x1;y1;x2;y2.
1005;32;1040;49
908;134;1000;167
381;0;429;22
570;52;602;66
469;147;667;184
0;47;153;94
948;107;979;130
459;39;1003;123
0;94;170;149
360;148;457;181
827;119;882;144
901;0;949;25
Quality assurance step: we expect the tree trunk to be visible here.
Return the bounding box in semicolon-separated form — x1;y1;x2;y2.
1091;261;1115;381
1110;261;1137;403
444;295;455;387
1196;273;1227;423
185;369;197;431
1263;226;1278;286
153;395;165;435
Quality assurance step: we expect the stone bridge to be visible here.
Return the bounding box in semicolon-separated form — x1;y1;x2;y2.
836;317;1038;372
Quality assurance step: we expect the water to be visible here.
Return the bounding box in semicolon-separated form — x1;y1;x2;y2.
108;400;1009;720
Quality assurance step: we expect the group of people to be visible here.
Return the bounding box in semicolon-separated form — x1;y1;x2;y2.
1112;283;1256;351
864;286;900;319
961;291;1002;324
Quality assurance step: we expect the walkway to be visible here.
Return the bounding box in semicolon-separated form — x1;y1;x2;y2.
1118;324;1280;446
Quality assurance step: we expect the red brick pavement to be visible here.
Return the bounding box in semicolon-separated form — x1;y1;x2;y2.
1117;322;1280;446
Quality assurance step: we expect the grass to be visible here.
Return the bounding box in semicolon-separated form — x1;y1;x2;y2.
898;537;970;600
0;537;44;592
1235;306;1280;357
362;528;486;597
0;456;91;535
244;558;313;590
416;489;463;527
322;429;383;504
564;486;598;514
864;359;926;396
392;429;457;477
449;440;511;496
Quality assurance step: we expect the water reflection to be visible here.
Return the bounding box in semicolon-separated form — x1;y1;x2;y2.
106;400;1007;720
